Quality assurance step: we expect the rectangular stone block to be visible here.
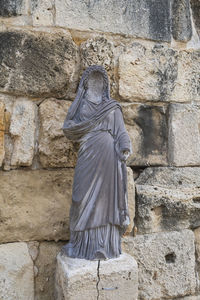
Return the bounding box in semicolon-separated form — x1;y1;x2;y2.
135;167;200;234
10;100;37;167
122;230;196;299
168;104;200;166
31;0;54;26
0;242;34;300
0;169;73;243
55;253;138;300
0;0;27;17
119;43;200;103
55;0;171;41
39;99;78;168
122;103;168;167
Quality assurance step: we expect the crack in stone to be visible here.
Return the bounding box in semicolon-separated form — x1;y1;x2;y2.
96;259;100;300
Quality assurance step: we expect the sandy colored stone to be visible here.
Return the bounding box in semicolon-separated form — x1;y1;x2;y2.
194;227;200;291
35;241;65;300
119;43;200;103
135;167;200;234
0;102;5;167
168;104;200;166
9;100;36;167
0;242;34;300
0;29;79;98
126;167;135;234
122;230;196;299
122;103;168;167
55;253;138;300
31;0;54;26
55;0;171;41
39;99;78;168
0;169;73;243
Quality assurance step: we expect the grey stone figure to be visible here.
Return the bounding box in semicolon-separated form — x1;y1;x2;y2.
62;65;132;260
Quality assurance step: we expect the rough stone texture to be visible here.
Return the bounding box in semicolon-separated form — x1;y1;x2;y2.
0;169;73;243
31;0;54;26
80;37;116;96
172;0;192;41
176;297;200;300
190;0;200;36
122;230;196;300
55;253;138;300
35;241;65;300
0;102;5;166
126;167;135;234
168;104;200;166
194;227;200;288
119;43;200;103
0;30;79;98
9;100;36;167
0;242;34;300
0;0;26;17
122;103;168;166
135;167;200;234
119;43;178;102
55;0;171;41
39;99;78;168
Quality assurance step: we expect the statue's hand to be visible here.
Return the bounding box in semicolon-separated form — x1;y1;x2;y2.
120;149;130;162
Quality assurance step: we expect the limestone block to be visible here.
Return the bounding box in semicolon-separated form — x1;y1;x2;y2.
168;104;200;166
135;167;200;234
0;101;5;166
194;227;200;286
34;241;65;300
119;43;200;102
80;37;116;96
39;99;78;168
0;30;79;98
0;242;34;300
0;169;73;243
9;100;36;167
172;0;192;41
0;0;27;17
122;103;168;166
55;253;138;300
126;167;135;234
31;0;54;26
190;0;200;37
55;0;171;42
122;230;196;299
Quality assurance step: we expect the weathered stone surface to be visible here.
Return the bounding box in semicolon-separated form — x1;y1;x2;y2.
55;0;171;41
0;169;73;243
0;30;79;97
80;37;116;96
0;102;5;167
55;253;138;300
31;0;54;26
122;230;196;299
172;0;192;41
0;0;26;17
35;241;65;300
176;297;200;300
119;43;200;102
0;242;34;300
126;167;135;234
194;227;200;288
122;103;168;166
39;99;78;168
119;43;178;102
135;167;200;234
190;0;200;36
10;100;36;167
168;104;200;166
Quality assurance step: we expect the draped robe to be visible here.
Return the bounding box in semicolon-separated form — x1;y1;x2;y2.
62;65;131;260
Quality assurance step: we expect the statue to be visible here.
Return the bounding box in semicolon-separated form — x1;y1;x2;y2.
62;65;132;260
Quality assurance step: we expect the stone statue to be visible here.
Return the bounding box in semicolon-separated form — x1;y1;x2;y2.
62;65;132;260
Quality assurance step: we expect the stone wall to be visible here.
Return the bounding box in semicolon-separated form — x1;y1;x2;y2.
0;0;200;299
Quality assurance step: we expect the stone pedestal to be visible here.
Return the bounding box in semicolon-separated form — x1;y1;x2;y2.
55;252;138;300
